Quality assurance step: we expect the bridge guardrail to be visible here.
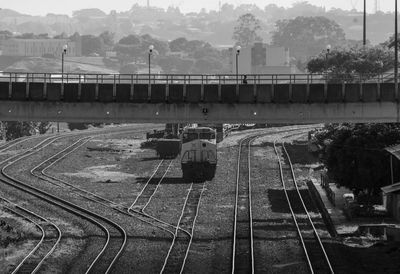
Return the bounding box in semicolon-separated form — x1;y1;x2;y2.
0;72;398;85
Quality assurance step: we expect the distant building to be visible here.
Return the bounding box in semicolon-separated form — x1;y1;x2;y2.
2;38;81;57
230;42;298;74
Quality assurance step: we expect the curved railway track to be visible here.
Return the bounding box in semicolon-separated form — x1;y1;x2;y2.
0;196;61;274
0;133;128;273
274;138;334;274
25;130;196;273
160;181;206;274
0;124;327;273
30;134;179;235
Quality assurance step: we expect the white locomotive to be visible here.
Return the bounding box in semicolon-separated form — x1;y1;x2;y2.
180;126;217;180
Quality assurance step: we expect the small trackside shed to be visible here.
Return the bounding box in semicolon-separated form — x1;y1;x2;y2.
381;183;400;221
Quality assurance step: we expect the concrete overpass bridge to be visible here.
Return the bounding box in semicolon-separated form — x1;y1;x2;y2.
0;72;399;123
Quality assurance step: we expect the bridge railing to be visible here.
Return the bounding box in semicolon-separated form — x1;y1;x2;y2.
0;72;397;85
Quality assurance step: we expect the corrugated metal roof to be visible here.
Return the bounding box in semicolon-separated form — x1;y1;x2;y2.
381;182;400;194
385;144;400;161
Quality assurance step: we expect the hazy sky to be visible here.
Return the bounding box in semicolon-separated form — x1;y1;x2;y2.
0;0;395;16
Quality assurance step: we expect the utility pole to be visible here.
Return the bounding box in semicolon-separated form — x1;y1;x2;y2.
363;0;366;46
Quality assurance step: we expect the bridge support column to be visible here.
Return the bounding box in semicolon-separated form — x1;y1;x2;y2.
253;84;257;102
130;83;134;100
147;84;151;102
341;83;345;102
8;78;12;99
377;83;381;101
43;74;47;99
77;83;82;101
26;78;29;99
95;83;99;100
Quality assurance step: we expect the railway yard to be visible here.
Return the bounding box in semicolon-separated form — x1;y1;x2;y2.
0;124;400;273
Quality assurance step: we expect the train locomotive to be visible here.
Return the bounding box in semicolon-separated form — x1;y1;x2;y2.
180;126;217;180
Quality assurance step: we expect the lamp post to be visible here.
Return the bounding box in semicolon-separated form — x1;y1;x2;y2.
325;44;331;74
148;45;154;83
235;45;241;83
61;44;67;84
59;44;67;133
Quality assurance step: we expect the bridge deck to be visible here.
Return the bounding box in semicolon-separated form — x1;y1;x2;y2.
0;73;399;123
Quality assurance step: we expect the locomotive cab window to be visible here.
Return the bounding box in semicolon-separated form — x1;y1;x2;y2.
182;133;198;143
199;132;215;140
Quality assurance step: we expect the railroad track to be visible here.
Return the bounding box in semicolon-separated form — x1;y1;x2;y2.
29;131;205;273
29;134;179;235
0;134;127;273
0;196;61;274
230;128;315;273
274;139;334;274
129;159;173;212
161;181;206;274
232;135;256;274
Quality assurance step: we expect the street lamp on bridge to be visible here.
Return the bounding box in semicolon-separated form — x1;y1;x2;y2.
235;45;241;83
61;44;67;84
60;44;67;134
325;44;331;73
148;44;154;83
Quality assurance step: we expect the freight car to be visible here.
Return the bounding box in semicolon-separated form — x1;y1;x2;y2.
180;126;217;180
155;138;181;159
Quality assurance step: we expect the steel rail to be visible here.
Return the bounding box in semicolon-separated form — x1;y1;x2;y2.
273;139;313;272
160;181;206;274
273;134;334;274
282;142;334;274
30;133;180;236
179;182;206;273
128;159;173;212
28;133;179;240
0;135;127;274
231;135;256;274
0;196;62;274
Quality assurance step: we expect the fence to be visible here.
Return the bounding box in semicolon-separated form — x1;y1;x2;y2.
0;72;397;85
321;173;336;207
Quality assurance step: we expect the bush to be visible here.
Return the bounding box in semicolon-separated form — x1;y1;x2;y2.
67;123;90;130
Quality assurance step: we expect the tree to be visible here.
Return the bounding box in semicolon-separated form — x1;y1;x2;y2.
316;123;400;203
99;31;115;47
232;13;262;47
307;45;393;81
81;35;103;55
271;16;346;64
118;35;141;45
1;121;50;141
169;37;188;52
